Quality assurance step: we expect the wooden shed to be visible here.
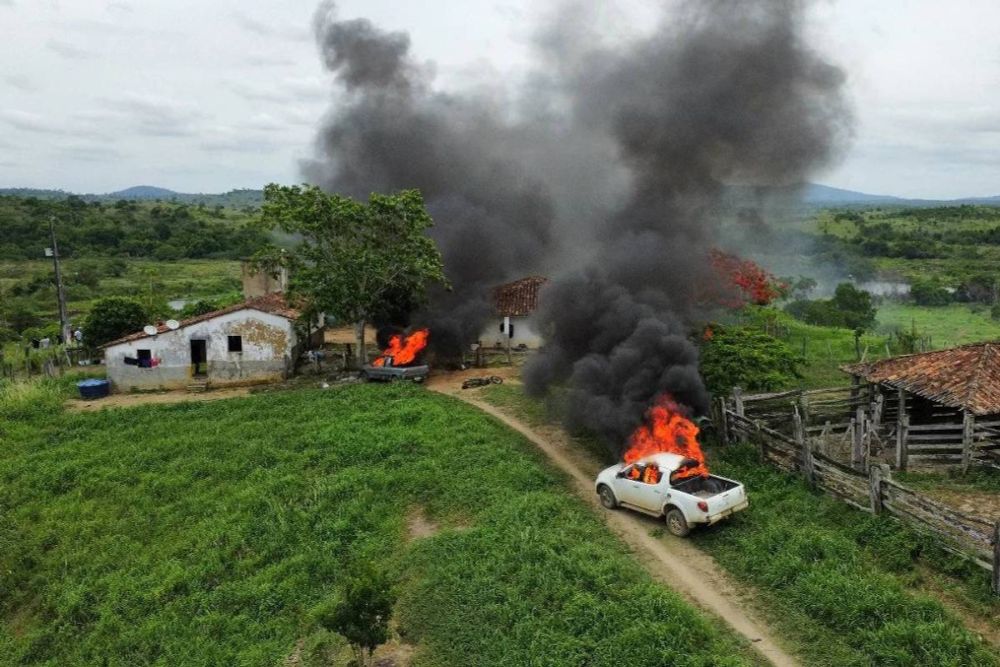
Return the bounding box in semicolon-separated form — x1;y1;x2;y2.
844;343;1000;470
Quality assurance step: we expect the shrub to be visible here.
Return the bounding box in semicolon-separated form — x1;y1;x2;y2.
910;278;952;307
313;570;395;667
700;325;802;394
82;297;149;348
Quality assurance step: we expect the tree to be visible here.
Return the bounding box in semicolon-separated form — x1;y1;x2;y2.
831;283;876;330
313;571;395;667
910;277;951;307
82;297;148;348
257;185;447;364
700;325;802;394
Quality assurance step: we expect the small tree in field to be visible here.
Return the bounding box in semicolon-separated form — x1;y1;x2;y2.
82;297;148;348
700;325;802;395
256;184;447;365
313;572;395;667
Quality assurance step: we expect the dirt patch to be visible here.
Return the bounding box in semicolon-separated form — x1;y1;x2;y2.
432;388;800;667
66;387;252;412
917;487;1000;522
424;366;521;394
406;508;441;540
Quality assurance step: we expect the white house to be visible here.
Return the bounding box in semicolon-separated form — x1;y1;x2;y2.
101;292;320;392
479;275;548;350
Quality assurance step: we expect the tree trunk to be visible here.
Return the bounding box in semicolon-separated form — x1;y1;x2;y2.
355;319;367;367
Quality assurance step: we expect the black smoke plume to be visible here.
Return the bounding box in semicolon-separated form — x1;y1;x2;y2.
306;0;849;457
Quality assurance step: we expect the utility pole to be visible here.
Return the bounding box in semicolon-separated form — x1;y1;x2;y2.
48;216;72;346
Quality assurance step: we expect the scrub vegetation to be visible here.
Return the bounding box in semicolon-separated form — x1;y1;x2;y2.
0;381;758;666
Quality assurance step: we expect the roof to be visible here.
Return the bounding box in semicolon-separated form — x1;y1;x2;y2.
843;342;1000;416
102;292;301;348
493;276;548;317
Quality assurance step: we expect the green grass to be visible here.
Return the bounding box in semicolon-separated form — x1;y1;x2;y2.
0;382;758;666
898;467;1000;496
877;303;1000;348
696;444;999;667
0;258;241;324
477;384;1000;666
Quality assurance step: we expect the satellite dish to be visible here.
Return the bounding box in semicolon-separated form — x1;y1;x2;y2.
166;319;180;330
143;325;158;336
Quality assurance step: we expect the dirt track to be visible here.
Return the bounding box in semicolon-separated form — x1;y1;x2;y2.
430;372;799;667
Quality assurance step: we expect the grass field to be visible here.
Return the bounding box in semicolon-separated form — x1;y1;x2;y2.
876;302;1000;348
0;259;241;325
478;383;1000;667
0;380;759;666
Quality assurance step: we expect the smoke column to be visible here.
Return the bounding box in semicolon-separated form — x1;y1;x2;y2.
306;0;849;456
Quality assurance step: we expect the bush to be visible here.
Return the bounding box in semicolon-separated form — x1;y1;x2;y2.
910;278;951;307
700;325;802;394
82;297;149;348
313;570;395;667
784;283;875;331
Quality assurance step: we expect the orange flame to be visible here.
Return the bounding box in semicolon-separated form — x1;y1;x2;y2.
624;394;709;480
372;328;429;367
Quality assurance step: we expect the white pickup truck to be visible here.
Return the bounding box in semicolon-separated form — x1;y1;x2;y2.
595;453;748;537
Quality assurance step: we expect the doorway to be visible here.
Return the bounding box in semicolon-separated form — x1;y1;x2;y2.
190;339;207;377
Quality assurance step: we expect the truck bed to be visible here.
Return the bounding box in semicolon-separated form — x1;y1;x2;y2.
671;474;739;497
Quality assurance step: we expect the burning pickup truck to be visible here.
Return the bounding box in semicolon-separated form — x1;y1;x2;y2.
594;394;748;536
595;453;747;537
361;328;430;383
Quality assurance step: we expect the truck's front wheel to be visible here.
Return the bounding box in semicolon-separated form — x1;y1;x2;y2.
665;508;690;537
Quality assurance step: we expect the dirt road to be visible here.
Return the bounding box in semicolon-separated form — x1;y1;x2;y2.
430;374;799;667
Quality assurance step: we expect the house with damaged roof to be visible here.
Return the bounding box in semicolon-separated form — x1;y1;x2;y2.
479;276;548;350
101;265;323;392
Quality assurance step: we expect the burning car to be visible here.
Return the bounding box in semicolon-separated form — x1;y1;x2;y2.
361;328;430;383
594;395;748;536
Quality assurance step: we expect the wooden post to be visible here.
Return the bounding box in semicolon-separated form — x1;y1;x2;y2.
733;388;745;444
962;411;975;474
895;387;907;470
798;393;810;426
871;393;884;431
795;408;814;487
852;407;865;471
896;415;910;472
993;521;1000;597
755;420;766;463
869;463;888;515
718;397;730;446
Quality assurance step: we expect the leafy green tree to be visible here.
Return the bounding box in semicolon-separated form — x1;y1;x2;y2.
256;184;447;363
82;297;148;348
831;283;876;330
700;326;802;394
910;277;951;307
312;571;395;667
1;298;43;334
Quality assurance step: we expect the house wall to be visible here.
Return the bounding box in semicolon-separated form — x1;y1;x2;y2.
478;316;544;350
104;309;297;392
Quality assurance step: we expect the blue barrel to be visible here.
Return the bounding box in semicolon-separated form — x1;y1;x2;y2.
77;379;110;400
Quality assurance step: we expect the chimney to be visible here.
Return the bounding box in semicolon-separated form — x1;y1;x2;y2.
242;260;288;299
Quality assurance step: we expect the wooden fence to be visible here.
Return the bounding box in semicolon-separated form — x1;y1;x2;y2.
722;403;1000;595
730;385;1000;472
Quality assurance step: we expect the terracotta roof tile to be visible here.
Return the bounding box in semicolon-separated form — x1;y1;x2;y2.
101;292;301;348
843;342;1000;415
493;276;548;317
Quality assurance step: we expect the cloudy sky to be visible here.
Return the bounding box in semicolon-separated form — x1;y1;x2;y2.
1;0;999;199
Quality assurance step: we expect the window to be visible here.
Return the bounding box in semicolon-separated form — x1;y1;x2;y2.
227;335;243;353
137;349;152;362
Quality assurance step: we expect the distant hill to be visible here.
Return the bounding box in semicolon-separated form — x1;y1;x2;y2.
801;183;908;205
110;185;180;200
0;186;264;208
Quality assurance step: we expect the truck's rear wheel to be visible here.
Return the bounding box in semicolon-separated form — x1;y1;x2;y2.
598;485;618;509
665;508;690;537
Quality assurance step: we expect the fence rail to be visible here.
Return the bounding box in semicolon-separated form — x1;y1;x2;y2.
721;396;1000;595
